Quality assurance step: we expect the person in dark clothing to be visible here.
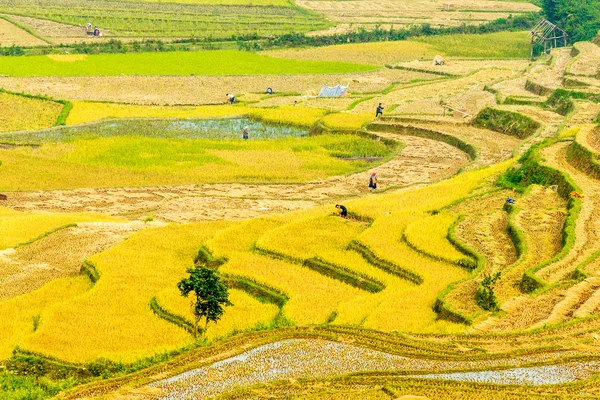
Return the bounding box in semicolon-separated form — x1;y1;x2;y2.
369;172;377;190
376;103;384;117
226;93;235;104
242;126;249;140
336;204;347;218
266;87;273;94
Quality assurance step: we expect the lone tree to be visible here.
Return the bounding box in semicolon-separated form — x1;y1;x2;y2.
178;265;232;339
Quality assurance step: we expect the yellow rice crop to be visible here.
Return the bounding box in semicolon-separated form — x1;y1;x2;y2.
66;101;245;125
0;92;63;132
46;54;88;63
322;112;374;130
403;212;465;263
206;216;289;258
247;106;327;127
0;136;370;191
221;252;363;325
352;212;467;333
4;159;515;362
155;288;279;340
560;126;581;138
256;213;365;260
0;206;122;250
22;221;230;363
0;276;91;360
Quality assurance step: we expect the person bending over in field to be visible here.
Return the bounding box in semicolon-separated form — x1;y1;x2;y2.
266;87;273;95
226;93;235;104
369;172;377;191
376;103;384;118
336;204;348;218
242;126;249;140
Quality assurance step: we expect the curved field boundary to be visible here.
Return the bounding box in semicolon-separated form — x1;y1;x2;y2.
254;246;386;293
222;274;289;308
194;245;227;268
567;125;600;180
149;297;195;336
379;116;471;126
367;122;477;161
55;100;73;126
53;323;594;400
347;240;423;285
525;79;554;96
566;42;600;77
385;64;457;77
80;259;100;285
432;215;486;326
400;226;476;270
473;107;541;139
11;222;77;249
0;87;70;128
196;245;289;307
505;204;527;261
513;140;582;293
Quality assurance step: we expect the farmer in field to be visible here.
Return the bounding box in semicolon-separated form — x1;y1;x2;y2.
369;172;377;191
242;126;249;140
336;204;348;218
376;103;384;118
266;87;273;95
226;93;235;104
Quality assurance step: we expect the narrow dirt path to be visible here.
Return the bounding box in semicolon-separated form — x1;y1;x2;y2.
1;136;468;221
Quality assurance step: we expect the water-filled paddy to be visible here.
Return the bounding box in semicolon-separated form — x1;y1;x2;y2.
0;118;308;145
150;339;593;399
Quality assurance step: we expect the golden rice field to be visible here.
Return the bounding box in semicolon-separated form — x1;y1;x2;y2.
0;91;63;132
66;101;244;125
4;32;600;400
0;207;121;250
0;159;516;364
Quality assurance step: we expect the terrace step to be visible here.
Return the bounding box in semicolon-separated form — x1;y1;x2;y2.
536;142;600;283
468;296;530;333
573;284;600;318
531;277;600;328
525;48;573;94
566;104;600;131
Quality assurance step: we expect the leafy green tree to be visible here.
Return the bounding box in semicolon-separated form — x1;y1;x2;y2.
178;265;232;339
542;0;600;42
542;0;558;22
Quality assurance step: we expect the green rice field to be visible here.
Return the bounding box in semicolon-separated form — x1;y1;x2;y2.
0;50;376;76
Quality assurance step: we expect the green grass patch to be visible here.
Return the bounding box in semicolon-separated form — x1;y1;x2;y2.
473;107;540;139
0;370;76;400
413;31;531;59
0;50;375;77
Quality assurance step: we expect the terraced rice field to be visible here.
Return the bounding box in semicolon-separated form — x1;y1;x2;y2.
0;0;328;39
296;0;539;31
5;29;600;400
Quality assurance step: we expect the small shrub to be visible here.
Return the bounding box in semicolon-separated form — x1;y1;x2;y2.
475;272;501;311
